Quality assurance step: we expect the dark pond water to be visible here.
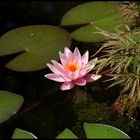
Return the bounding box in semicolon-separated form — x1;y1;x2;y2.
0;1;140;139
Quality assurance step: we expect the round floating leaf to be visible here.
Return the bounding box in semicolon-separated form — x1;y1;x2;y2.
84;122;130;139
12;128;37;139
61;2;121;26
56;128;78;139
71;15;125;42
0;25;71;72
60;2;126;42
0;90;24;123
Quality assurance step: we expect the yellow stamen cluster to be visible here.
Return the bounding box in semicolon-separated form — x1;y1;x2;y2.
66;63;79;72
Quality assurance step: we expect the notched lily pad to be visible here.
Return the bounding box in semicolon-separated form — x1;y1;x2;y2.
61;2;127;42
0;25;71;72
12;128;37;139
70;14;126;42
0;90;24;123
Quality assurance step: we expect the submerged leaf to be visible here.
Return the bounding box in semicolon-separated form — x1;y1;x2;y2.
0;90;24;123
0;25;71;72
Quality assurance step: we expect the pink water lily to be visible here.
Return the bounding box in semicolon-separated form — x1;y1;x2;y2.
45;47;101;90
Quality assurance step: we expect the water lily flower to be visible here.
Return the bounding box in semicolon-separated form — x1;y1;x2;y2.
45;47;101;90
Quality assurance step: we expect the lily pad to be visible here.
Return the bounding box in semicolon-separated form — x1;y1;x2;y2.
60;2;126;42
71;14;125;42
61;2;121;26
55;122;130;139
0;25;71;72
56;128;78;139
84;122;130;139
12;128;37;139
0;90;24;123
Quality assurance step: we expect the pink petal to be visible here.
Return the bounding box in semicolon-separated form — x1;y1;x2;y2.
47;63;62;75
79;68;87;77
84;57;98;73
59;51;67;66
66;48;78;64
74;47;82;68
70;69;80;80
51;60;65;74
84;74;101;83
74;78;86;86
91;74;102;80
64;47;72;57
74;47;79;54
64;71;72;79
61;82;75;90
65;49;81;71
67;53;74;64
84;74;95;83
51;60;63;69
79;58;98;77
81;50;89;67
51;60;79;82
50;60;71;82
74;47;81;59
44;73;66;82
64;70;79;81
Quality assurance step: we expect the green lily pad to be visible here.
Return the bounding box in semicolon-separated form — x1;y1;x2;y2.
12;128;37;139
71;14;125;42
61;2;121;26
56;128;78;139
0;25;71;72
0;90;24;123
84;122;130;139
60;2;126;42
55;122;130;139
